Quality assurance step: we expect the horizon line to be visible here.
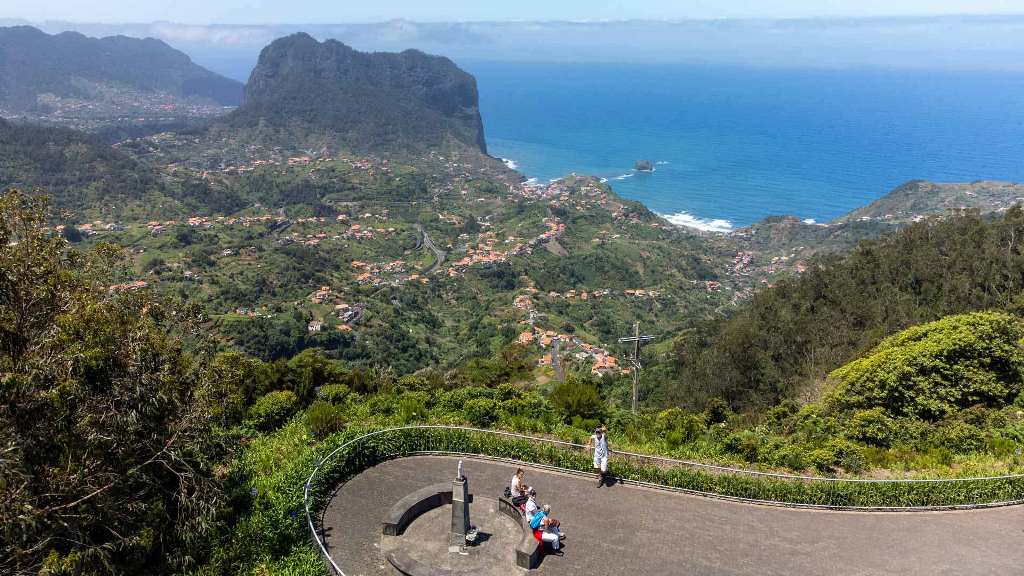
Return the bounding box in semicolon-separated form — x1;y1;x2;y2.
6;13;1024;29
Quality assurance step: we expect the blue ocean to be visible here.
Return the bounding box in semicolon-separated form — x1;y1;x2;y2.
461;61;1024;231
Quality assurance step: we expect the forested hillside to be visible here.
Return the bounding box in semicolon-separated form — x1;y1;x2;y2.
672;206;1024;410
0;26;241;128
0;192;224;574
0;119;244;220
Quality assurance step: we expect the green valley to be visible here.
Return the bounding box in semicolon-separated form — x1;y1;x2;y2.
4;24;1024;576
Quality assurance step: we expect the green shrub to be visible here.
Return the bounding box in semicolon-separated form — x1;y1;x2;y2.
398;392;428;424
724;430;765;462
464;397;499;427
656;407;708;444
808;448;837;474
765;399;800;427
845;408;897;447
655;407;686;434
829;439;867;474
318;383;351;404
498;390;550;419
495;383;521;402
774;444;809;471
498;412;547;433
434;386;495;414
570;415;600;433
792;405;841;444
985;435;1017;458
664;430;685;449
827;312;1024;421
247;390;298;431
548;379;604;421
809;438;866;474
930;421;986;453
397;374;432;392
305;400;346;438
703;397;732;424
285;348;346;402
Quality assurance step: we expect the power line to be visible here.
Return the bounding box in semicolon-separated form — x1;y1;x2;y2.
618;321;655;413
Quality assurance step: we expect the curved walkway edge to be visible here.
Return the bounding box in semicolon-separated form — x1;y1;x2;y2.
319;455;1024;576
302;427;1024;575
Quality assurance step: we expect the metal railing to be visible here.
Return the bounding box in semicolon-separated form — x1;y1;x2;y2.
303;425;1024;575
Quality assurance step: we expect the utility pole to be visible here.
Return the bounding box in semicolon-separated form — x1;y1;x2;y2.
618;322;655;413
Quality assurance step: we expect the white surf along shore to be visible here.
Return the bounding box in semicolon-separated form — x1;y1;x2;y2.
660;212;735;233
504;157;744;234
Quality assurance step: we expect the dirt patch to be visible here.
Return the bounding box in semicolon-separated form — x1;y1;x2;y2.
544;240;568;257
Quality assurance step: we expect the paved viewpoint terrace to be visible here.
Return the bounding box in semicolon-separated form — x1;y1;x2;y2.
321;455;1024;575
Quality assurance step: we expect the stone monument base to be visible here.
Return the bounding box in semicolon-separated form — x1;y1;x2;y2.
382;497;520;576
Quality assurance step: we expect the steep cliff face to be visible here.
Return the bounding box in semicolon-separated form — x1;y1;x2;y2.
224;33;486;154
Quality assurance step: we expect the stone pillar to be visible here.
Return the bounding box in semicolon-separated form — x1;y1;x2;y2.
449;461;470;552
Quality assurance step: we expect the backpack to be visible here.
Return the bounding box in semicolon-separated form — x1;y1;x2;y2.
503;486;512;499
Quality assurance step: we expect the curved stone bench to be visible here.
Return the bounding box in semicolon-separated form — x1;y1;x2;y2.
498;496;542;569
382;483;453;536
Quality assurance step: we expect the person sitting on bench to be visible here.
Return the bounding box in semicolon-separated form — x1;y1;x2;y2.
510;468;530;507
530;504;564;550
524;488;539;522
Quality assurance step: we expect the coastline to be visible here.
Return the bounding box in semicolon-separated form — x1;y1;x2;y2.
502;153;741;234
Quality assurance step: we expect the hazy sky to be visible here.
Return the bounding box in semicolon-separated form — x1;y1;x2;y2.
4;0;1024;25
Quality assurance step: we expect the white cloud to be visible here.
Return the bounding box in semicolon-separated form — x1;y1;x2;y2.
147;23;275;46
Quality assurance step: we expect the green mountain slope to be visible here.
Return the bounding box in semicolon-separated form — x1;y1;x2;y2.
673;206;1024;411
0;119;245;221
838;180;1024;224
0;26;242;126
727;179;1024;280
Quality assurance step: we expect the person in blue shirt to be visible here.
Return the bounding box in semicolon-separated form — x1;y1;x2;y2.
530;504;563;550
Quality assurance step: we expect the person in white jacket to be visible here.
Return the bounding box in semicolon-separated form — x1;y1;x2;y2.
510;468;530;507
524;488;539;522
587;425;610;487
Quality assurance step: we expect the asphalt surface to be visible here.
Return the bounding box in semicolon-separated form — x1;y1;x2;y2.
321;455;1024;576
380;498;521;576
415;224;447;275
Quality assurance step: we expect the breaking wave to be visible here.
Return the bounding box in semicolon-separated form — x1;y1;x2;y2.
661;212;734;233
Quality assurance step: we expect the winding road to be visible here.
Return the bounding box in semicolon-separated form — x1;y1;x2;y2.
415;224;447;275
320;455;1024;575
551;337;565;382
